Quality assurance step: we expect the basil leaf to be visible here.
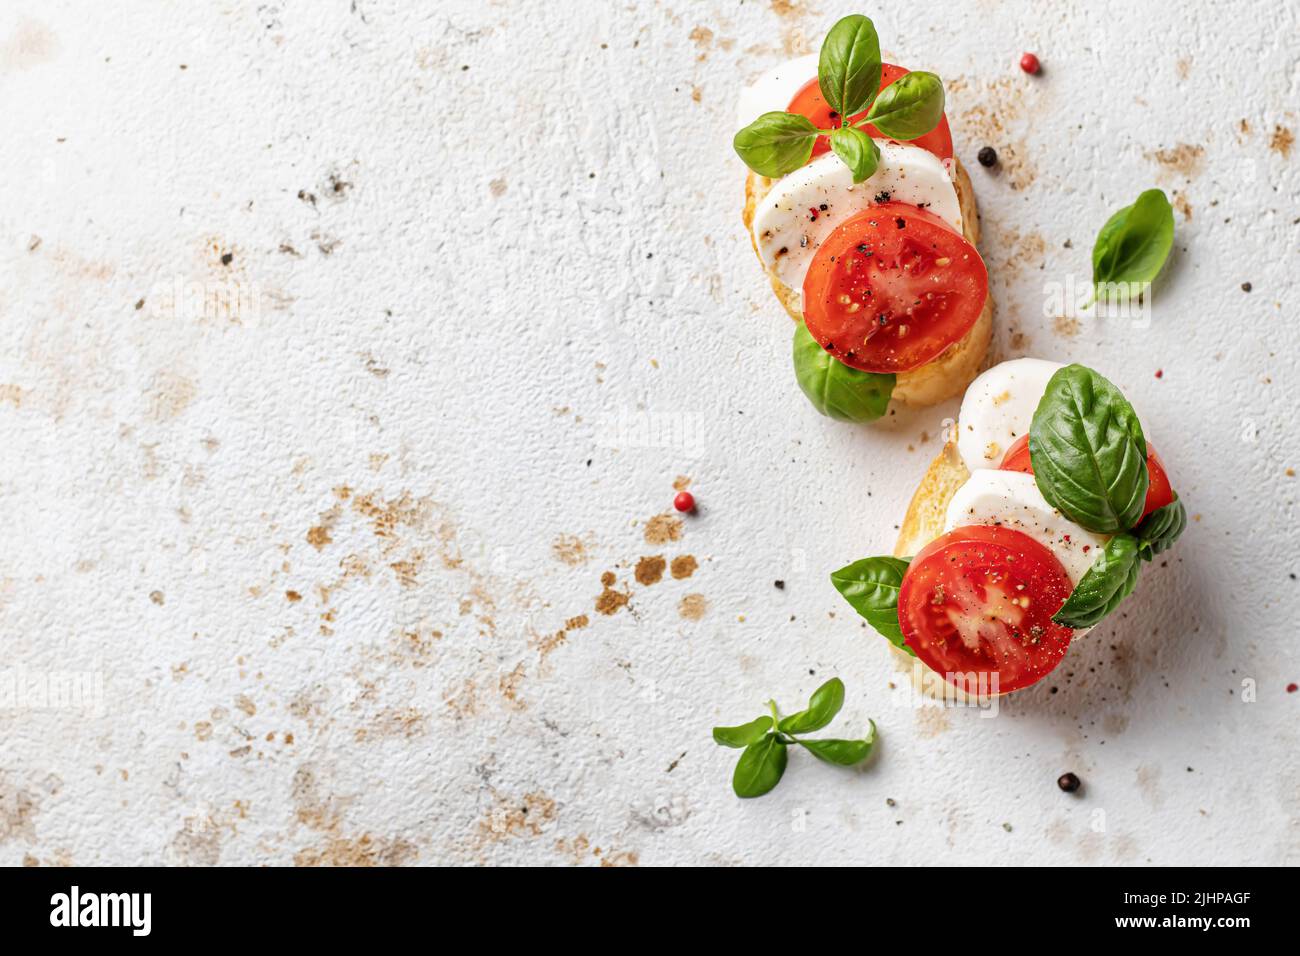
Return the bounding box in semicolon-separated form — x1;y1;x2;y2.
732;734;788;798
797;723;876;766
863;71;945;141
1136;496;1186;559
733;111;819;178
1053;534;1141;629
712;715;773;749
818;14;882;118
1092;188;1175;297
829;126;880;183
778;677;845;735
1029;365;1149;534
793;322;893;422
829;555;913;654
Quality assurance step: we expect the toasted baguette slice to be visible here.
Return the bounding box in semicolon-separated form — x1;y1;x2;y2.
743;157;992;407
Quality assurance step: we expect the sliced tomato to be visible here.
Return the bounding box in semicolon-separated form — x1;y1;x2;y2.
1000;435;1175;521
802;203;987;374
899;525;1074;695
787;63;954;163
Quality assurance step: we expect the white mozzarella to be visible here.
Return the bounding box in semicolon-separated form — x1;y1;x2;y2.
955;358;1064;471
735;53;819;129
750;145;962;301
943;469;1108;588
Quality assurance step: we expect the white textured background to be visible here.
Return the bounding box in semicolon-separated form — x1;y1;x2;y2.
1;0;1298;866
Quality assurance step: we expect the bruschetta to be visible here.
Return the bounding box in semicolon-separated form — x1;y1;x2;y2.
735;15;992;418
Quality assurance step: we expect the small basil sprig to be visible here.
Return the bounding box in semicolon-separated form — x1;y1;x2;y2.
1136;496;1186;559
793;322;893;421
829;126;880;184
1093;188;1175;298
734;14;945;184
1029;365;1149;534
712;678;876;798
1025;364;1189;630
818;14;881;117
829;555;912;653
1053;534;1141;629
862;71;946;141
733;112;820;179
1054;495;1188;628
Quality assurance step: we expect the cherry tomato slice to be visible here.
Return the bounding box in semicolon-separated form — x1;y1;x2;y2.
802;203;988;374
1000;435;1175;520
787;63;954;163
899;525;1075;695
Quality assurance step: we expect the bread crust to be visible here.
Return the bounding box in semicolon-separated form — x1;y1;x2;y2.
743;156;992;407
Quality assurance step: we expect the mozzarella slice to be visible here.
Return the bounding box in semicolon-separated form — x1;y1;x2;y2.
750;145;962;302
735;53;819;129
943;469;1108;587
956;358;1064;471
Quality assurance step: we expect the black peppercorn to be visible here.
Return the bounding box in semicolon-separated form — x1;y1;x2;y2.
977;146;998;168
1241;282;1252;292
1057;772;1081;793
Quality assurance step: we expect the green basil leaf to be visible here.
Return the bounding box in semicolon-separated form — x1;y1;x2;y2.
863;71;945;141
1092;188;1175;297
1136;496;1186;559
778;677;845;734
818;14;882;118
793;322;893;422
1053;534;1141;629
732;734;788;798
829;125;880;183
733;111;819;178
829;555;913;654
712;715;773;749
797;723;876;766
1029;365;1149;533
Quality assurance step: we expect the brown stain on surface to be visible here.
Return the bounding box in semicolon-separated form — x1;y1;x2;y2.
670;555;698;579
145;370;197;422
295;835;418;867
0;776;38;844
354;707;428;742
595;571;631;616
552;533;593;566
915;706;951;738
634;555;666;586
1269;124;1294;158
290;763;418;866
532;614;589;662
478;791;558;844
678;593;708;620
1145;143;1205;180
944;76;1038;190
0;19;60;74
644;513;683;545
1053;315;1080;338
